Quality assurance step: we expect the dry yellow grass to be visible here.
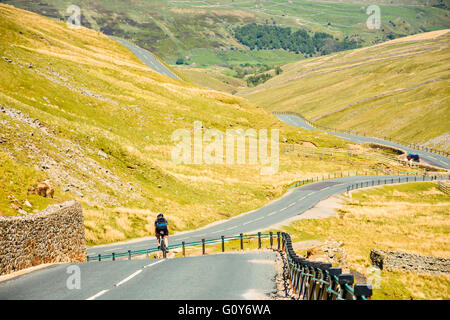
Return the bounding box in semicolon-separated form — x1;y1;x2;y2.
283;182;450;300
0;4;417;246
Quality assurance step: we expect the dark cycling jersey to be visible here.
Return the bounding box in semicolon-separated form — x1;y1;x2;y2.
155;217;169;234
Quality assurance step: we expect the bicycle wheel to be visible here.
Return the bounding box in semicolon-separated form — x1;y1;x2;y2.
161;239;167;258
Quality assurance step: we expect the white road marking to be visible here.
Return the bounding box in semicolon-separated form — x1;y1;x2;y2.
322;186;330;191
115;270;142;287
267;211;277;216
288;202;296;207
144;259;165;269
227;226;238;230
280;207;288;212
86;289;109;300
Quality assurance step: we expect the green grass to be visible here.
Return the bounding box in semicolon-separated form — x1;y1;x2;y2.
3;0;449;67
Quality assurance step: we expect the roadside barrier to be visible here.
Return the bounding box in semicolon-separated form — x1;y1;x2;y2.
346;174;450;193
87;232;277;262
281;232;372;300
274;111;450;157
288;169;442;189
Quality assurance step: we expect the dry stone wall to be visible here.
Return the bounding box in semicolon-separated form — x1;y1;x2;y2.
370;249;450;275
0;201;86;275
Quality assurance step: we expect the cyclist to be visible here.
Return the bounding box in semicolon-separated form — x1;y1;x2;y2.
154;213;169;251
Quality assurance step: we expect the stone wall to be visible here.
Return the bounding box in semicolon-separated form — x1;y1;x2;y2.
0;201;86;275
370;249;450;275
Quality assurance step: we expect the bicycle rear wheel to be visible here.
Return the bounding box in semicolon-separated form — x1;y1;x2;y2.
161;239;167;258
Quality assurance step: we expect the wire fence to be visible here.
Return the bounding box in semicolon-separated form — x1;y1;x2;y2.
274;111;450;157
281;232;372;300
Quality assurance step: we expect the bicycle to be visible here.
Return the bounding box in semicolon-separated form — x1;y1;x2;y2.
159;230;168;258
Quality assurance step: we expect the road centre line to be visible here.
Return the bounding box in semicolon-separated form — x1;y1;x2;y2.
88;260;165;300
144;259;165;269
86;289;109;301
115;270;142;287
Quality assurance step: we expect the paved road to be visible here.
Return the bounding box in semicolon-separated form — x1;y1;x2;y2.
275;114;450;170
87;174;447;258
109;36;181;80
0;252;277;300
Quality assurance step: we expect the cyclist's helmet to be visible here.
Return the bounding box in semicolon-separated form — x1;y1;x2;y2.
157;213;164;219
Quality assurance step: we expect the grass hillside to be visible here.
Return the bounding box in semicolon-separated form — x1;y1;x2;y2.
0;4;414;245
3;0;450;67
172;65;248;94
283;182;450;299
242;30;450;151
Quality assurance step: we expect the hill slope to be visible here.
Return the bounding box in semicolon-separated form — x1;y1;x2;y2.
242;30;450;151
3;0;450;66
0;4;411;245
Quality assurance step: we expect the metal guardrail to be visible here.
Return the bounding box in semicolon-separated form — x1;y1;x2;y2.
346;175;450;193
87;232;277;262
281;232;372;300
288;169;435;189
274;111;450;157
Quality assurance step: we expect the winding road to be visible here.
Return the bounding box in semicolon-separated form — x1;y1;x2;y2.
1;41;448;300
275;114;450;169
109;36;181;81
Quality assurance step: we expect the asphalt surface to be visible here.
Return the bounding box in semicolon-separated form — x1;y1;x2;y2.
109;36;181;80
275;114;450;170
0;252;277;300
86;174;447;258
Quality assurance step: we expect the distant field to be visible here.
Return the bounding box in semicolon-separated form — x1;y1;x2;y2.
2;0;450;67
283;181;450;300
242;30;450;151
